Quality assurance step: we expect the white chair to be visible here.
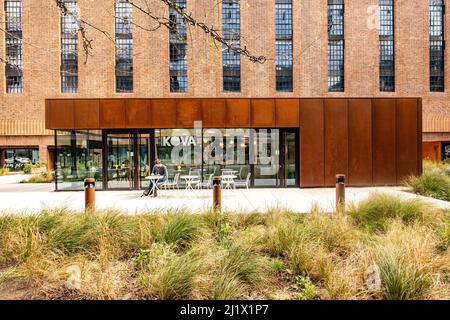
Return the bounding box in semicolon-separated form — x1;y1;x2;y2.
235;172;251;189
162;173;180;190
189;168;201;176
237;166;244;179
199;174;214;189
222;169;234;175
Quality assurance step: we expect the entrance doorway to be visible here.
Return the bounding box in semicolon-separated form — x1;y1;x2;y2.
104;131;151;190
278;129;299;187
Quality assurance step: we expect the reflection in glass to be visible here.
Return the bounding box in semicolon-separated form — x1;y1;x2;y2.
283;130;297;186
155;129;202;187
106;133;134;189
203;129;250;183
254;129;279;187
55;130;103;190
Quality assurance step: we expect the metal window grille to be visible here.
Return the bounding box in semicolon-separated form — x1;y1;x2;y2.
115;0;133;92
275;0;293;92
222;0;241;92
60;0;78;93
380;0;395;92
169;0;188;92
328;0;344;92
5;0;23;93
430;0;445;92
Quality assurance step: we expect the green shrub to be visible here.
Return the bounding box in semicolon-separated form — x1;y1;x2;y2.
23;163;46;174
213;272;246;300
21;171;55;183
377;253;430;300
271;258;284;272
203;211;232;245
157;254;200;300
347;193;428;232
294;275;318;300
406;171;450;201
156;214;201;250
0;168;9;176
219;245;265;285
49;211;140;256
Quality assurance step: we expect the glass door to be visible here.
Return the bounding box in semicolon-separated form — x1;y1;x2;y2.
280;129;298;187
105;132;135;189
138;133;151;189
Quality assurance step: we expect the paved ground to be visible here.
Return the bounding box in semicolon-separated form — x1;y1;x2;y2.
0;175;449;215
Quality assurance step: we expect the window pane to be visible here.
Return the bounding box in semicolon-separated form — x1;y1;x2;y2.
380;0;395;92
60;0;78;93
55;130;103;191
430;0;445;92
169;0;188;92
275;0;293;92
328;0;345;92
222;0;241;92
115;0;133;92
5;0;23;93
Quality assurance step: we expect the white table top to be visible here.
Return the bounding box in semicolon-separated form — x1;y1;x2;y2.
145;175;162;180
221;175;237;179
180;175;200;179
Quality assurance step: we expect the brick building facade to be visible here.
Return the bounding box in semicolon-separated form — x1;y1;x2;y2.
0;0;437;186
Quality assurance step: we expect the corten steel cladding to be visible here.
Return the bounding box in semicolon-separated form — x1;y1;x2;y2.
336;174;346;212
212;176;222;212
84;178;95;211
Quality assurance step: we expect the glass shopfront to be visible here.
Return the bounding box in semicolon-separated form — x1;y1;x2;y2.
155;129;202;188
54;128;298;190
55;131;103;190
1;148;40;171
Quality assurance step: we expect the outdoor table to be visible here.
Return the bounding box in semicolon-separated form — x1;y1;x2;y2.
144;175;162;195
180;175;200;190
221;175;237;190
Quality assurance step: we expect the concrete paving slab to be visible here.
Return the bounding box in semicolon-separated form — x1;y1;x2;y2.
0;175;449;215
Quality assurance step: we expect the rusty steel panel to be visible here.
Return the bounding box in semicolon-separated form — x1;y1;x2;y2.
99;100;126;128
324;99;349;186
372;99;397;185
348;99;372;186
125;99;150;128
48;99;74;129
226;99;251;127
74;99;99;129
150;100;177;128
300;99;325;187
417;99;423;175
396;99;419;183
202;99;226;128
275;99;300;127
177;99;201;127
251;99;276;127
423;141;441;162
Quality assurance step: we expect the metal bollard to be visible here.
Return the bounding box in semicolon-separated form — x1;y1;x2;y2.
212;176;222;212
336;174;345;212
84;178;95;211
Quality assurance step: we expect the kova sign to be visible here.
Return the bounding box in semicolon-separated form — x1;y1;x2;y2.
165;122;280;175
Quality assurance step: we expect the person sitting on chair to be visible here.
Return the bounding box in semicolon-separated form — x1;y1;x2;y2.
145;159;168;197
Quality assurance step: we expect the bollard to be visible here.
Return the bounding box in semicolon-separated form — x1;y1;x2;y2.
84;178;95;211
336;174;345;212
212;176;222;212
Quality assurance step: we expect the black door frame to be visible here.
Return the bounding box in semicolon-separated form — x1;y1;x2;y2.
102;129;153;191
276;129;299;188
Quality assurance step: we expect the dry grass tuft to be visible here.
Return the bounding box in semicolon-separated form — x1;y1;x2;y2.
0;192;449;300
